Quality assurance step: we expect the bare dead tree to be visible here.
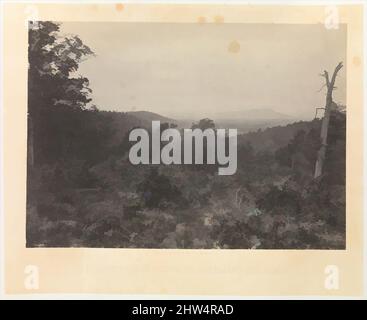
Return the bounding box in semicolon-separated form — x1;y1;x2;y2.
314;62;343;179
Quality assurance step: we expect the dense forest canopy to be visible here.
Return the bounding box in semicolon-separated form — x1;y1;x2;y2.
27;22;346;249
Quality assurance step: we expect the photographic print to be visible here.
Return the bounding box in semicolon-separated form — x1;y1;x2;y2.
26;21;346;249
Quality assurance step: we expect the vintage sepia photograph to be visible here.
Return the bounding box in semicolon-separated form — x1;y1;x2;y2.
26;21;347;249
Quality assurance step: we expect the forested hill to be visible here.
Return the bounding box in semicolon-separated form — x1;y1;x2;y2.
27;21;346;249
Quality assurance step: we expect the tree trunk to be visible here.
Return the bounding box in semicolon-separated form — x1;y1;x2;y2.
314;62;343;179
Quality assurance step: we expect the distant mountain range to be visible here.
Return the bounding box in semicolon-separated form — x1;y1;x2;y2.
125;109;295;133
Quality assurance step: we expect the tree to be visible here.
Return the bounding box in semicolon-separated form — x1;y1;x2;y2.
314;62;343;178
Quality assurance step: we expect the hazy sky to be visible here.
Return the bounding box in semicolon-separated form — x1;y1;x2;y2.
61;22;346;120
